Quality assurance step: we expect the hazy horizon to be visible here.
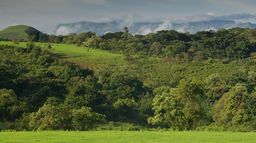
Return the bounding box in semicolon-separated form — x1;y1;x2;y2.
1;0;256;31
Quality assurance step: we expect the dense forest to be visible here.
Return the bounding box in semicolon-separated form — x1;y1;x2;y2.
1;28;256;131
43;28;256;60
6;27;256;60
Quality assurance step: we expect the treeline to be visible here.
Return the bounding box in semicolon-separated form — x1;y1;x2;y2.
43;28;256;60
1;44;256;131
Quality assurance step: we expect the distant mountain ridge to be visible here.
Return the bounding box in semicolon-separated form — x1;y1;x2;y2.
54;13;256;35
2;14;256;37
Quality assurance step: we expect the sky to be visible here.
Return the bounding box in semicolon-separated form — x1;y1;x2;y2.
0;0;256;31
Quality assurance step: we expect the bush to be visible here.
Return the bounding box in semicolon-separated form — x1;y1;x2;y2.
29;104;72;130
0;89;19;120
72;107;105;130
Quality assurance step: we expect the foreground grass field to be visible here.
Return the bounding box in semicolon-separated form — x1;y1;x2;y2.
0;131;255;143
0;41;126;69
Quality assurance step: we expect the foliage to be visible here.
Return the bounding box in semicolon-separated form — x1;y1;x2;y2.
44;28;256;61
149;80;210;130
213;84;256;129
0;45;150;130
29;104;72;130
0;89;20;121
72;107;105;130
2;28;256;131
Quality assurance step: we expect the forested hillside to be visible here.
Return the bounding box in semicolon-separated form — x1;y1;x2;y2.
46;28;256;60
1;28;256;131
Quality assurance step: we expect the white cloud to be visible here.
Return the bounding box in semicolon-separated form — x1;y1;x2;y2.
154;20;172;32
207;12;216;16
56;26;75;35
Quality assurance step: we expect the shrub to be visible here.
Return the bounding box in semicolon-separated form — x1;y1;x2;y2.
72;107;105;130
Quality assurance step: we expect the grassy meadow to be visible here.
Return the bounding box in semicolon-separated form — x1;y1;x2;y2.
0;41;126;69
0;131;255;143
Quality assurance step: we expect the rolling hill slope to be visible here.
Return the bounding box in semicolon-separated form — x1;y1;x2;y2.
0;41;126;70
0;25;43;41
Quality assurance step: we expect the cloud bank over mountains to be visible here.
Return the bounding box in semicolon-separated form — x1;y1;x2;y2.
54;13;256;35
1;0;256;31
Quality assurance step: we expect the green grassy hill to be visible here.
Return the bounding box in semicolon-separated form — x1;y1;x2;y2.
0;25;41;41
